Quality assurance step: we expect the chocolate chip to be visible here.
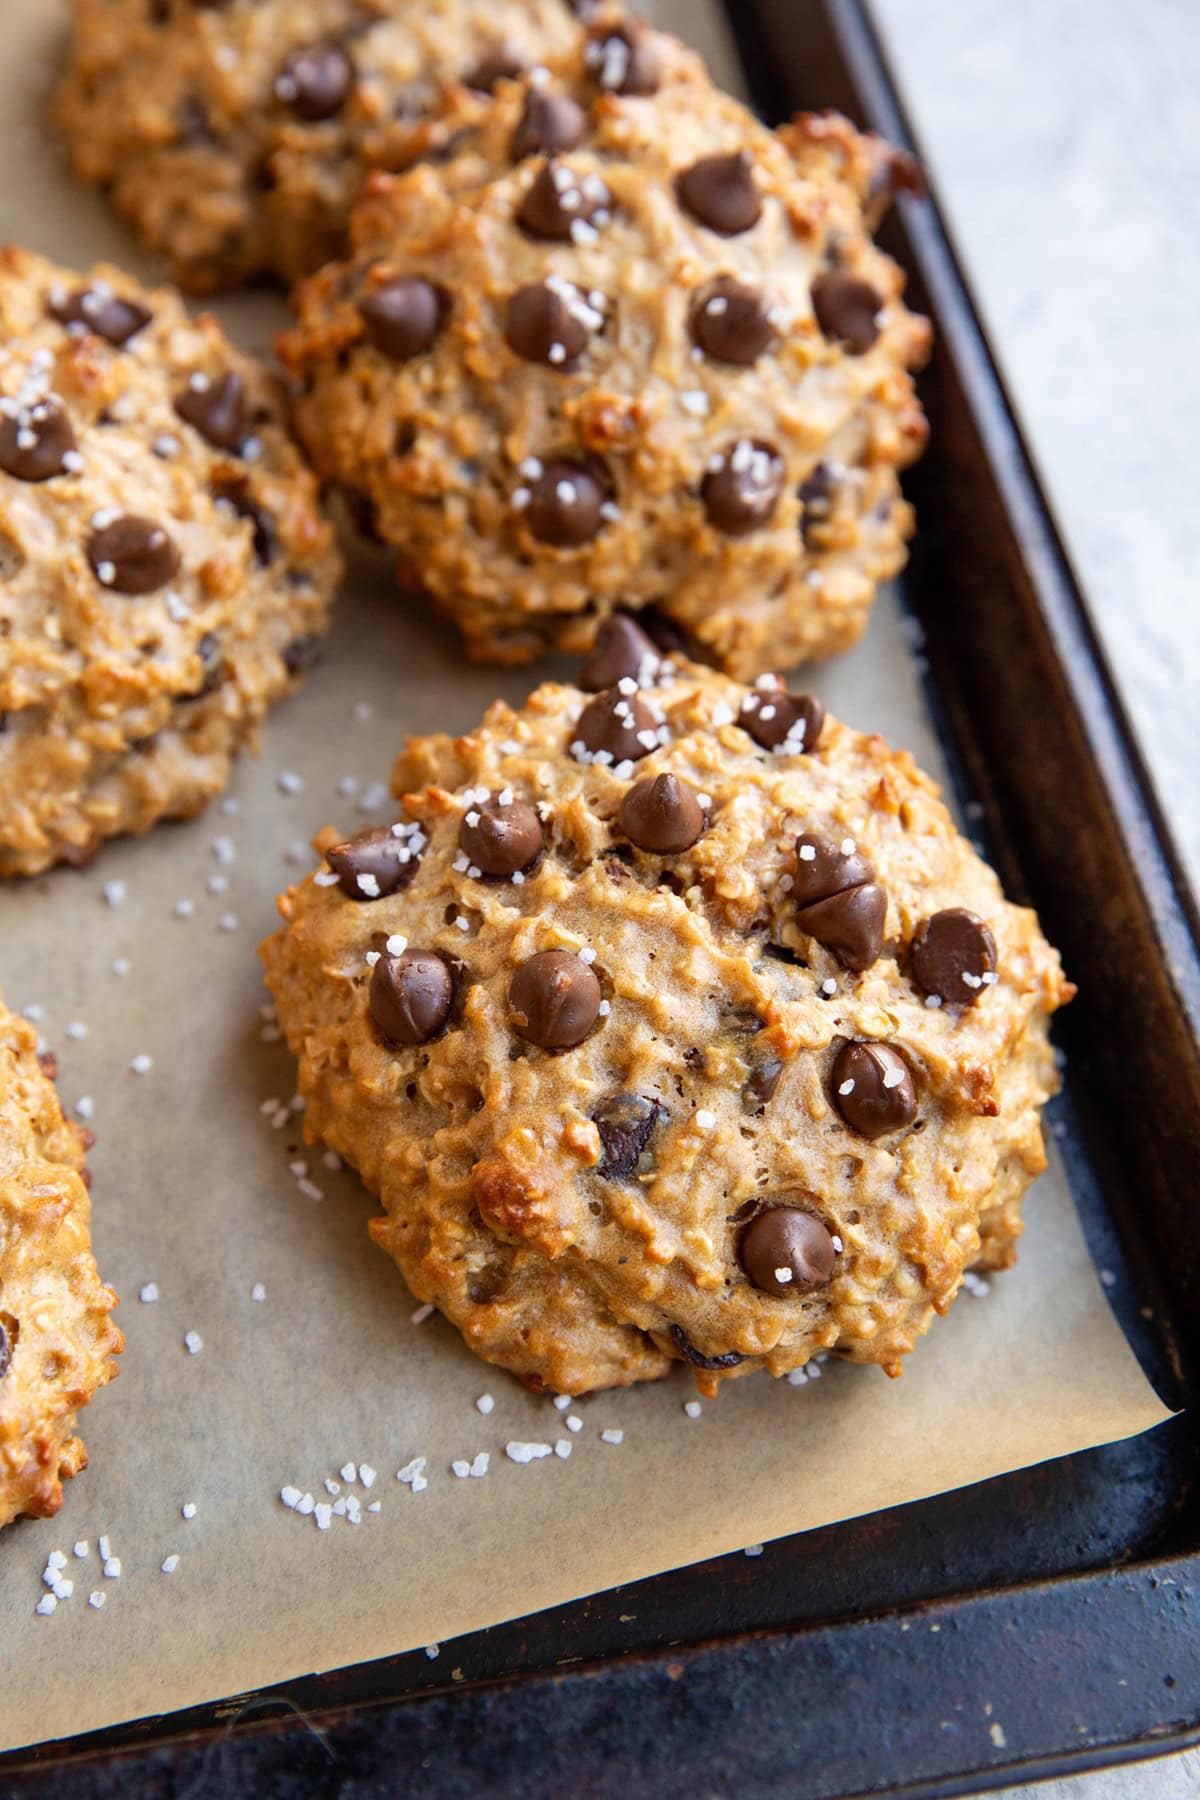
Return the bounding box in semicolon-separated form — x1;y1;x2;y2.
793;833;872;907
524;458;607;546
88;515;179;595
739;1206;836;1297
618;773;705;854
668;1324;743;1370
702;439;784;535
370;949;452;1046
738;686;824;753
689;276;776;366
518;159;613;241
213;475;275;565
511;86;586;161
275;42;354;121
799;463;837;549
743;1059;783;1111
182;630;224;699
49;285;151;346
792;831;886;972
174;371;246;451
358;278;446;361
464;45;527;92
579;614;660;691
676;151;761;235
510;949;601;1049
811;271;884;355
573;688;659;764
326;822;424;899
592;1092;660;1179
911;907;998;1006
832;1041;916;1138
0;1317;11;1382
505;279;600;368
282;634;323;675
0;398;78;482
584;23;659;95
458;793;543;877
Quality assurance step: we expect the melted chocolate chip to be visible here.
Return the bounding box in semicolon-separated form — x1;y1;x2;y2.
458;793;543;876
518;159;613;241
88;515;179;595
593;1092;660;1179
738;686;824;753
326;822;424;899
743;1059;783;1111
174;371;246;451
911;908;998;1006
524;458;606;546
618;773;705;854
213;475;275;565
511;86;586;161
464;45;527;92
275;42;354;121
510;949;601;1049
358;278;446;361
49;285;151;346
370;949;452;1046
505;279;599;368
0;1317;11;1383
573;687;659;764
702;439;784;535
739;1206;836;1297
676;151;761;235
0;398;78;482
832;1041;916;1138
579;614;660;691
668;1324;743;1370
792;831;886;972
690;276;776;366
584;22;659;95
799;462;837;549
811;271;884;355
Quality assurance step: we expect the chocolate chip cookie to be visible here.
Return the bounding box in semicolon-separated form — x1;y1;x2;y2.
261;635;1072;1396
53;0;591;290
278;22;930;678
0;998;122;1530
0;245;340;878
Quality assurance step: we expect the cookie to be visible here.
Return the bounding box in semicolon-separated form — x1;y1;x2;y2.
0;999;122;1530
261;638;1072;1397
0;245;340;878
278;22;930;679
53;0;591;291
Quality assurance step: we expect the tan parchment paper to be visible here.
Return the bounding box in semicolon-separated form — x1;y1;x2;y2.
0;0;1171;1757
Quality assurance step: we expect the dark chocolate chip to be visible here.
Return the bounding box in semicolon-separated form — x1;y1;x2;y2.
573;687;659;764
739;1206;837;1297
0;1317;11;1382
832;1041;916;1138
793;832;874;908
795;881;886;973
370;949;452;1046
911;907;998;1006
523;458;607;546
743;1059;783;1110
358;277;446;361
811;271;884;355
668;1323;743;1370
88;515;179;595
213;475;276;565
702;438;784;535
618;773;705;854
275;42;354;121
510;949;601;1049
511;86;586;161
517;159;613;241
0;398;78;483
584;22;659;95
282;633;323;675
592;1092;660;1179
458;793;543;876
174;371;247;451
739;686;824;753
48;284;151;346
799;462;837;549
579;614;660;691
326;822;424;899
689;276;776;366
464;45;527;92
505;279;599;368
676;151;761;235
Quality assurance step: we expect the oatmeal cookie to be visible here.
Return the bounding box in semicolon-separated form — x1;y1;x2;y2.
279;23;930;678
0;998;122;1531
0;245;341;878
261;630;1071;1396
53;0;592;291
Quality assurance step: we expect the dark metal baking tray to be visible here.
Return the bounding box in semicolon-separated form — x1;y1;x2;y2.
4;2;1198;1794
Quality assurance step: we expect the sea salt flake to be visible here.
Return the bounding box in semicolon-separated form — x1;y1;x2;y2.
506;1441;552;1464
600;1429;624;1446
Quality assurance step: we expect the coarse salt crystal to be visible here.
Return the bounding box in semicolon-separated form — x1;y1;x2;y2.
506;1441;552;1464
600;1429;624;1446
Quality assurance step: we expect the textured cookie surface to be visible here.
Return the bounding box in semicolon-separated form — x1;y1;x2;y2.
0;245;341;878
262;639;1071;1396
54;0;590;290
0;998;122;1531
280;22;930;678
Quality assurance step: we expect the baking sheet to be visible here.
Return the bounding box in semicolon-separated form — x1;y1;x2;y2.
0;0;1171;1758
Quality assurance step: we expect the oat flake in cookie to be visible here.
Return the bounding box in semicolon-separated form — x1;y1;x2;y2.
53;0;591;291
0;246;340;878
279;21;931;678
0;997;122;1530
261;651;1072;1396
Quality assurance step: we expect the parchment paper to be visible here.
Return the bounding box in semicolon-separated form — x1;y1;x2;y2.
0;0;1170;1757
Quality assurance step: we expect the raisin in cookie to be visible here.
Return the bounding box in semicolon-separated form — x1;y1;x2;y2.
53;0;591;291
261;626;1071;1396
0;246;340;878
1;998;122;1530
279;22;930;678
